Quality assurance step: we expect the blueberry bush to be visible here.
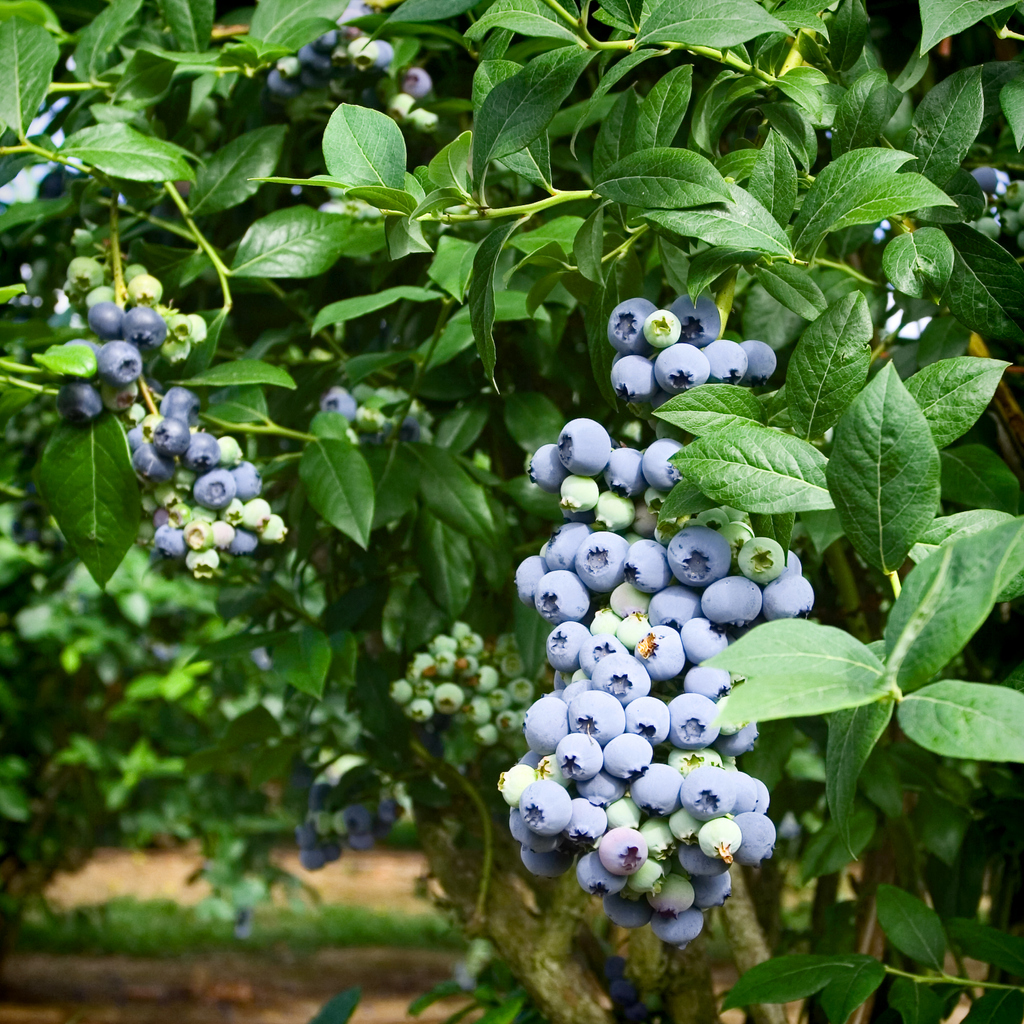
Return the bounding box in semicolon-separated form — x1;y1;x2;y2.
3;0;1024;1021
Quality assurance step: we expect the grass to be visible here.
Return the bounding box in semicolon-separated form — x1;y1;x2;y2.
17;896;464;957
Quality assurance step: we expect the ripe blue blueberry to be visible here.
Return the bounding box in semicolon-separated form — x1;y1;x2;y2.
152;416;190;457
624;539;672;593
624;695;670;744
739;340;777;385
701;576;763;627
704;339;748;385
544;522;591;571
577;769;627;807
555;733;604;781
127;425;144;451
154;524;186;559
299;847;327;871
603;891;654;928
57;382;103;423
611;354;658;403
558;419;612;476
183;432;222;473
733;811;777;865
599;826;648;875
668;693;721;750
783;549;803;578
160;386;200;426
267;69;303;99
650;906;704;947
579;634;627;676
609;978;639;1006
298;42;333;74
320;387;357;420
691;871;731;909
574;531;629;593
634;624;685;681
591;652;651;705
762;574;815;620
640;438;683;491
546;620;591;672
519;778;573;836
122;306;168;350
629;763;683;816
96;341;142;386
654;343;711;393
568;689;626;746
730;771;760;815
683;666;731;702
971;166;1000;194
87;301;124;341
402;66;433;98
604;447;647;496
669;294;721;348
714;722;759;757
530;443;570;493
648;585;702;631
680;765;737;820
343;804;373;833
516;555;549;607
194;468;238;510
753;778;770;814
667;526;731;587
294;822;318;850
577;851;627;895
523;695;570;754
679;617;730;663
534;569;590;624
602;732;653;780
229;528;259;556
231;461;262;501
520;846;574;877
564;797;608;843
132;443;176;482
677;840;730;876
509;808;559;852
607;297;657;354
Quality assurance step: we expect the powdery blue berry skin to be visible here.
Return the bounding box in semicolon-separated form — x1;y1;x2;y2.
57;382;103;423
546;620;591;672
516;555;548;607
374;39;394;68
680;765;738;820
579;634;628;676
160;386;200;426
299;847;327;871
610;978;639;1006
648;585;702;631
625;695;671;744
731;771;760;814
122;306;168;350
402;66;433;98
599;826;648;875
624;539;672;593
558;418;612;476
523;695;570;754
559;678;590;705
972;166;1000;193
575;531;629;593
267;69;302;99
152;417;190;457
194;468;238;510
650;906;704;947
555;732;604;782
783;550;803;578
96;341;142;386
519;778;573;836
545;522;591;571
534;569;590;624
679;617;730;663
520;846;574;877
762;574;815;619
154;524;186;558
701;576;763;627
183;432;221;473
577;850;627;895
564;797;608;842
602;732;653;780
88;301;124;341
603;891;654;928
683;666;732;702
669;294;721;348
654;343;711;393
611;354;658;403
739;340;777;385
668;692;721;750
641;438;683;491
734;811;777;865
753;778;770;814
591;652;652;706
714;722;759;757
691;871;732;909
127;425;144;451
607;298;657;354
568;689;626;746
132;443;176;482
231;461;262;501
634;624;685;682
509;808;557;851
604;447;647;496
630;763;683;816
577;769;627;807
320;386;358;420
229;529;259;556
677;840;730;876
667;525;732;587
704;339;748;385
530;442;569;493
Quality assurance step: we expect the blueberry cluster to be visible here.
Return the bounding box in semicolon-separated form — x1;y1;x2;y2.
390;624;539;751
604;957;648;1022
319;385;430;444
295;792;400;871
607;294;776;407
966;166;1022;243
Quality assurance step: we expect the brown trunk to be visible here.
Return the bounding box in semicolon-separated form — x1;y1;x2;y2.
625;926;719;1024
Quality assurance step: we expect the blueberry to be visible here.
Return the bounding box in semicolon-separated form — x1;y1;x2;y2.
57;382;103;423
545;522;591;571
624;540;672;593
558;418;612;476
194;468;237;510
634;624;685;681
650;906;704;947
762;574;815;619
398;417;420;442
231;461;262;501
604;448;647;496
691;871;732;909
738;536;786;584
698;816;743;862
752;778;770;814
568;689;626;746
730;772;760;815
667;526;732;587
122;306;167;350
160;386;200;426
516;555;549;607
523;694;570;755
312;29;339;53
679;617;730;663
509;808;558;851
574;771;624;809
701;576;763;627
680;765;738;820
554;732;603;782
668;693;721;750
784;549;803;578
348;833;375;851
88;301;124;341
520;846;574;877
714;722;759;757
152;416;191;457
127;425;144;451
603;891;654;928
649;874;695;917
640;438;683;491
154;524;186;558
577;851;627;895
402;66;432;98
624;696;670;743
611;354;658;403
579;634;628;676
607;297;657;354
733;811;777;865
648;586;701;631
229;528;259;556
520;778;573;836
374;40;393;69
609;978;639;1006
183;432;221;473
132;443;176;482
530;442;570;492
267;69;303;99
668;294;721;348
971;166;1000;194
704;339;748;385
591;652;651;705
632;763;684;815
295;821;318;849
320;386;358;420
298;42;333;74
575;531;629;593
533;569;590;625
654;343;711;393
683;666;731;702
605;955;627;980
564;796;608;842
599;826;648;875
677;840;730;876
546;620;591;672
739;340;776;385
602;732;653;780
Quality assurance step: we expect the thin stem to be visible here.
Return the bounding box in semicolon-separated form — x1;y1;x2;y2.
109;200;127;307
601;224;648;263
997;25;1024;42
0;145;31;156
0;482;27;499
118;201;196;243
883;966;1022;993
0;358;44;375
48;80;105;92
887;571;902;600
200;413;316;443
436;189;593;223
0;375;57;395
814;257;880;286
668;42;780;84
138;377;159;417
162;182;233;313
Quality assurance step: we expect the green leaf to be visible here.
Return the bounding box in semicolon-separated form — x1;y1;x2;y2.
179;359;296;389
723;955;879;1011
472;47;596;185
706;620;890;725
249;0;347;49
826;363;941;574
961;990;1024;1024
918;316;971;368
299;438;375;548
947;919;1024;977
791;149;955;258
831;69;900;157
308;989;361;1024
888;977;944;1024
74;0;142;79
818;957;886;1024
826;701;893;857
189;126;287;216
918;0;1016;55
917;167;984;225
753;264;827;320
0;283;26;303
274;626;332;699
912;509;1015;561
828;0;868;71
943;223;1024;343
0;15;57;134
594;88;641;180
672;423;834;513
416;510;474;617
801;809;877;882
464;0;577;42
412;445;497;543
387;0;477;21
686;246;763;298
207;384;267;424
428;236;479;302
690;71;762;158
897;680;1024;762
905;356;1008;449
427;130;472;195
639;0;787;46
159;0;214;51
468;220;518;387
748;131;797;228
32;344;96;378
882;228;954;299
311;287;442;335
659;480;717;521
38;415;140;588
504;392;562;452
654;384;764;435
763;102;817;171
940;444;1020;514
322;104;407;189
60;124;195;182
999;77;1024;151
875;884;946;970
905;66;984;186
777;66;828;121
595;147;730;209
633;63;693;150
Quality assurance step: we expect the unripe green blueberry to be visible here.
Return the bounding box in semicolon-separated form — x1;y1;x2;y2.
1005;180;1024;208
127;403;146;425
154;482;179;508
218;436;243;467
975;216;1000;240
137;520;155;544
168;503;192;527
474;723;499;746
242;498;272;531
643;309;682;348
668;747;722;775
606;796;642;830
174;466;196;489
643;487;667;513
433;649;457;678
348;37;380;70
500;652;523;677
495;708;521;732
653;874;695;914
476;665;499;694
140;413;163;444
166;313;193;340
388;92;415;120
632;500;657;538
626;857;664;894
67;256;104;290
276;55;300;77
458;654;480;677
430;633;459;654
187;314;208;343
570;668;589;683
668;807;703;842
654;519;681;545
537;753;571;787
161;336;191;363
433;682;465;715
1003;209;1021;234
123;264;148;283
390;678;414;704
595;491;635;531
212;521;235;549
695;507;730;530
720;520;754;561
460;631;484;656
508;678;534;705
406;697;434;722
410;652;436;680
184;519;214;551
698;817;743;863
467;696;491;725
560;474;600;512
186;547;219;578
141;493;158;513
127;273;163;306
86;285;116;308
72;228;94;251
616;612;651;649
411;678;435;699
101;381;137;411
192;506;217;523
610;582;651;618
407;108;439;132
451;622;473;641
259;514;287;543
488;687;511;712
591;607;623;635
738;536;786;584
640;817;677;859
498;763;537;807
221;498;244;526
723;506;748;523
